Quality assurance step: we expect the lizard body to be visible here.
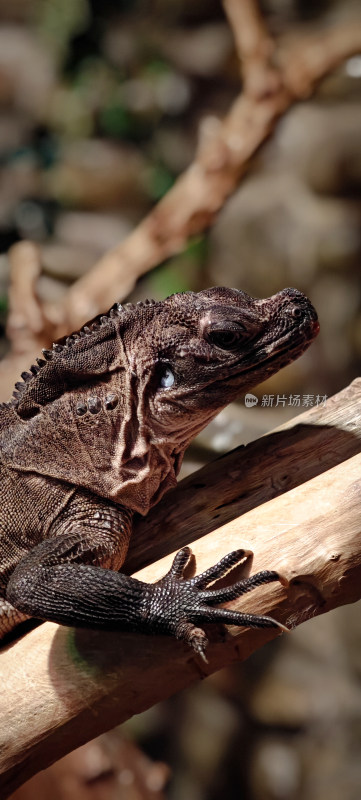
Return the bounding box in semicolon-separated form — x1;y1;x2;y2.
0;287;319;657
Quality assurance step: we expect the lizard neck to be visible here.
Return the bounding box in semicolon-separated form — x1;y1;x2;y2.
0;402;184;516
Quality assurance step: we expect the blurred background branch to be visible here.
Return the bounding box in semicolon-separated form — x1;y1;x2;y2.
1;0;360;400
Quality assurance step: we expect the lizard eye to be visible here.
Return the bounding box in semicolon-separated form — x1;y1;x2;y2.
206;323;246;351
289;306;303;319
159;365;175;389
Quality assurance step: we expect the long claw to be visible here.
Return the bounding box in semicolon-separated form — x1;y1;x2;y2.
176;620;209;662
191;606;288;632
266;617;290;634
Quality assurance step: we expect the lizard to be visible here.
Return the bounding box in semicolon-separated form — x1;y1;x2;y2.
0;286;319;659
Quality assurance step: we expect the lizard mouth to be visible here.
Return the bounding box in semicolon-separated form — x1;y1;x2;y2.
227;317;320;382
261;317;319;367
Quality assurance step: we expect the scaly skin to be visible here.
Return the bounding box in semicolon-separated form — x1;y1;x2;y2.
0;286;319;658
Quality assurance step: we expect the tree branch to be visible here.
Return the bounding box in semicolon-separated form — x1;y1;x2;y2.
55;15;361;332
1;378;360;797
1;2;360;393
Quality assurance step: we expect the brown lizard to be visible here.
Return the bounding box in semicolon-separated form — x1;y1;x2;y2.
0;286;319;659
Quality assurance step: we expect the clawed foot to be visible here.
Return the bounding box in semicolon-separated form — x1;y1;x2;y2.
147;547;288;662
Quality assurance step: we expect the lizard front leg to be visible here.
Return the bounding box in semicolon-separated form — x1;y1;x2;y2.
7;509;285;659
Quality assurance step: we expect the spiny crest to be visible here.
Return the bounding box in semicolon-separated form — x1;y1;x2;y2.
8;297;158;418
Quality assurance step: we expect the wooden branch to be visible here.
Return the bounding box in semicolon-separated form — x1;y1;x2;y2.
1;378;361;797
0;243;51;399
126;377;361;571
223;0;281;96
7;242;45;355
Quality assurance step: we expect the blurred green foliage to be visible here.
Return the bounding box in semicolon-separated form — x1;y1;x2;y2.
37;0;91;63
149;237;207;297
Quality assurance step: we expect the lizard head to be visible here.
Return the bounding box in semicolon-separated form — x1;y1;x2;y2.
144;286;319;434
4;287;318;513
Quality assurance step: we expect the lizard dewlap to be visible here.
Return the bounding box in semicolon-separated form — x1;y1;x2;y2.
0;286;319;658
